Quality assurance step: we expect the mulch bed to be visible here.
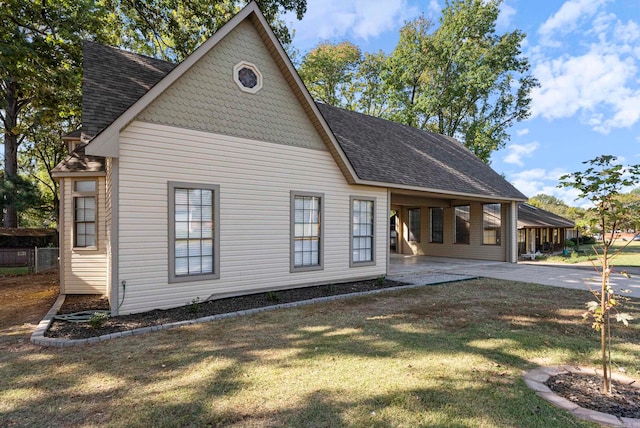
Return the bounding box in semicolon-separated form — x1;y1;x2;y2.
45;278;407;339
545;372;640;418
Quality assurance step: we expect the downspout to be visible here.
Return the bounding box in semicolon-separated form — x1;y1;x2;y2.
110;158;121;315
386;188;391;277
58;179;65;293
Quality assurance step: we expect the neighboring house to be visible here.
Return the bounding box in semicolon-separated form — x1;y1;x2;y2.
517;203;575;255
52;2;527;315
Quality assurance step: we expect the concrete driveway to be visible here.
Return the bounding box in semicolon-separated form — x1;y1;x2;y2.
388;254;640;299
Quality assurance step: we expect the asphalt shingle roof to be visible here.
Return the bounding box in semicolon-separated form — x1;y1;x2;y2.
517;203;575;228
81;40;176;141
56;41;527;202
316;103;526;200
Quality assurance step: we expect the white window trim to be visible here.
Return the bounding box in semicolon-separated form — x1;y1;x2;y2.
350;196;376;267
168;182;220;283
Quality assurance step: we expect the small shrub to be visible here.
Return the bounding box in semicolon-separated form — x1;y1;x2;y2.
188;297;201;313
88;312;109;328
376;276;385;286
266;291;279;302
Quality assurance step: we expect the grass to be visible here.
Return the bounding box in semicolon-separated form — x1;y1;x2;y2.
545;240;640;267
0;266;31;276
2;277;640;427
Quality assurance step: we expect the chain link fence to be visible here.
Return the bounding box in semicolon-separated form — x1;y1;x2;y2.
0;247;59;273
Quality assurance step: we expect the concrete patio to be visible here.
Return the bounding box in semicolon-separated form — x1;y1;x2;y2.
388;254;640;299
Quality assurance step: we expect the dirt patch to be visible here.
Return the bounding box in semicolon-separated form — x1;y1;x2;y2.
546;371;640;418
0;270;59;350
46;278;409;339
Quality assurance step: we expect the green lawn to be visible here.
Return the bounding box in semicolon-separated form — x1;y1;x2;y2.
546;240;640;267
2;278;639;427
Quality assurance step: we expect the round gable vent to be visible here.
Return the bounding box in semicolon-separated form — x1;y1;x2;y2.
233;61;262;94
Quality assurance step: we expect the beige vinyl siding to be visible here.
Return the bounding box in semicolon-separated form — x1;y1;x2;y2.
396;198;507;262
61;176;108;294
116;121;387;314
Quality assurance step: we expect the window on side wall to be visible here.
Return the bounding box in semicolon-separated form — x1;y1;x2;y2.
429;207;444;243
73;180;97;248
291;191;324;272
351;197;375;266
454;205;470;244
168;182;220;283
408;208;421;242
483;203;502;245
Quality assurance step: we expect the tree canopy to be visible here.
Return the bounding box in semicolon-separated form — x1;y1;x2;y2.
1;0;106;227
100;0;306;62
297;0;538;164
1;0;306;227
298;41;362;108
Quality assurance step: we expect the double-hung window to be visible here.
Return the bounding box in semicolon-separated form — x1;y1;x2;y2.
291;191;323;272
429;207;444;243
483;203;501;245
350;197;375;266
169;182;220;283
454;205;470;244
74;180;97;248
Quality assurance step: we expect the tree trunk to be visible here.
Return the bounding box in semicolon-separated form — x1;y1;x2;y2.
601;246;611;394
3;78;19;228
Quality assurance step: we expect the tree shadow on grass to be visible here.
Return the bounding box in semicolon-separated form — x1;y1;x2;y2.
2;279;638;427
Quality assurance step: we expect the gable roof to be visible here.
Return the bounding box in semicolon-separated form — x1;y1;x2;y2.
54;1;526;201
517;203;575;228
82;41;176;142
316;103;526;200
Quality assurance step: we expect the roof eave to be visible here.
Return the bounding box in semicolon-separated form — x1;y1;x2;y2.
358;179;527;202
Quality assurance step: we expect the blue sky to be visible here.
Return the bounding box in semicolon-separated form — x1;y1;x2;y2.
285;0;640;206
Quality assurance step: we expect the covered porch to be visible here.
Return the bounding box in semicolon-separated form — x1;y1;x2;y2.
388;190;520;264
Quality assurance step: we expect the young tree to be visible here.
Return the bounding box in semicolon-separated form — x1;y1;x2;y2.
559;155;640;394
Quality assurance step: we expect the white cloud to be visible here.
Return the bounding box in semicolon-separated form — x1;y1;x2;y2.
427;0;441;17
516;128;529;136
614;19;640;44
508;168;582;204
538;0;608;46
503;142;540;166
497;1;516;29
531;51;640;133
287;0;417;48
